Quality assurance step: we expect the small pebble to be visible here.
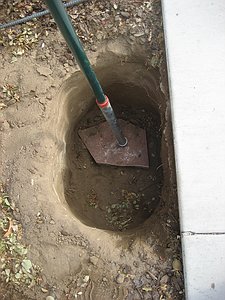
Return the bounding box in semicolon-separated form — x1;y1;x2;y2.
121;11;130;18
89;256;98;266
116;273;125;284
172;259;182;271
37;66;52;77
83;275;89;283
68;60;74;66
160;274;169;284
61;230;69;236
46;296;54;300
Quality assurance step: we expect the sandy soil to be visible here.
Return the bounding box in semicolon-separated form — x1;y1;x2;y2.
0;1;183;299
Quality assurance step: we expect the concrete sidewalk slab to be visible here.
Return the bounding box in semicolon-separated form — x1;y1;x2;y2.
162;0;225;233
161;0;225;299
182;233;225;300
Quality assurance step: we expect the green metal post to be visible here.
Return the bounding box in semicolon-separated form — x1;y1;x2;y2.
44;0;105;103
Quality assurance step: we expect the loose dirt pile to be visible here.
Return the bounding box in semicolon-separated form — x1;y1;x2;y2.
0;1;184;299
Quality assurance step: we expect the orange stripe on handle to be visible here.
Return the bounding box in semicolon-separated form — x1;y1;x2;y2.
96;96;109;108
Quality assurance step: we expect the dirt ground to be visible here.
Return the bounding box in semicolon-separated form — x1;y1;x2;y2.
0;0;184;299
